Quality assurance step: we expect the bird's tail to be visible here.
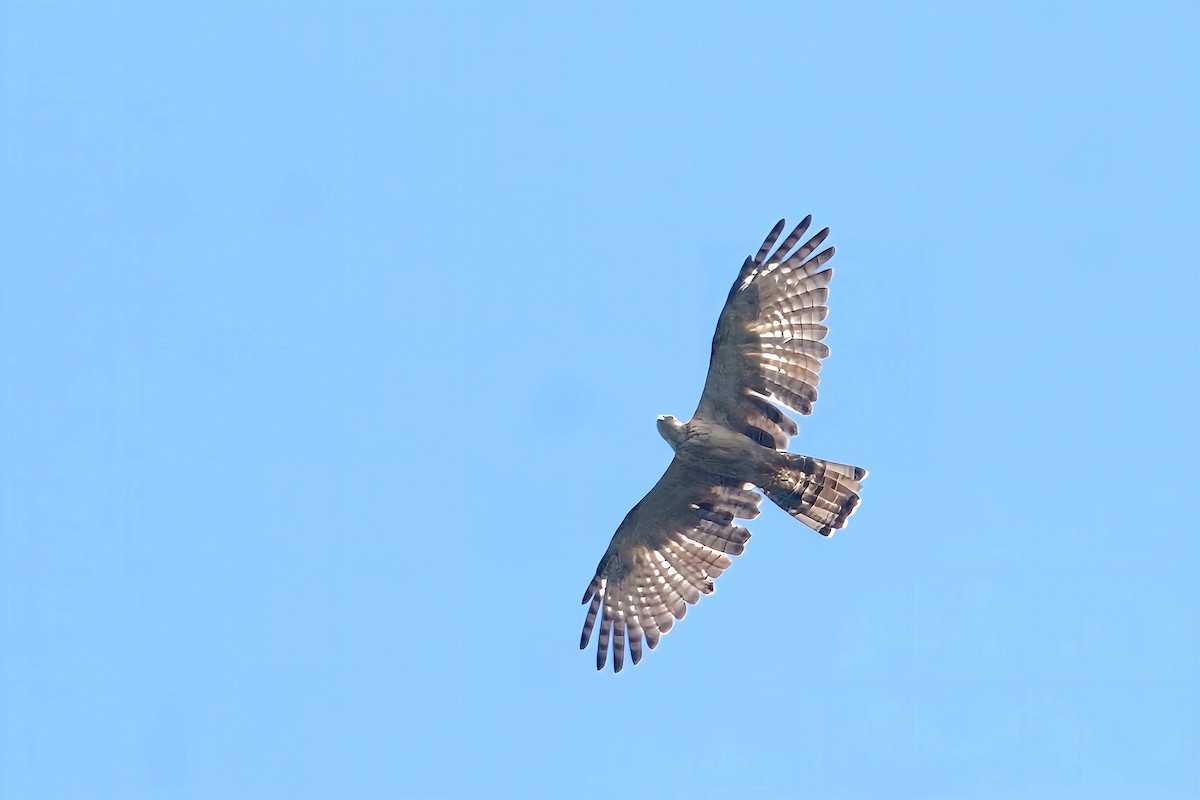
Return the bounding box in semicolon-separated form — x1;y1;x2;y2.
759;454;867;536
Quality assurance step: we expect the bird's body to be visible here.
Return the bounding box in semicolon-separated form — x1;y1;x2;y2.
580;217;868;672
657;415;776;477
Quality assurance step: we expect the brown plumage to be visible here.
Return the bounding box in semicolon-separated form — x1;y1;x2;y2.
581;217;868;672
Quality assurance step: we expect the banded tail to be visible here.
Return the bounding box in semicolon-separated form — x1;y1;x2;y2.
760;454;867;536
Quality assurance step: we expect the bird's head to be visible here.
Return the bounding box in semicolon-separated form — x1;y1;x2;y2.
656;414;687;450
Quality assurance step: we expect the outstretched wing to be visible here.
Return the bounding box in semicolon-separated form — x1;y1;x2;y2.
694;217;836;450
580;459;762;672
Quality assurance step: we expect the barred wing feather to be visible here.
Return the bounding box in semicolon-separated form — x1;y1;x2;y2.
694;217;836;450
580;460;761;672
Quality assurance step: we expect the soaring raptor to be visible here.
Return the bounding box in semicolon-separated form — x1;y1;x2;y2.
580;217;867;672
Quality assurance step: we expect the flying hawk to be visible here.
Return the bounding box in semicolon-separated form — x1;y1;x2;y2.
580;217;867;672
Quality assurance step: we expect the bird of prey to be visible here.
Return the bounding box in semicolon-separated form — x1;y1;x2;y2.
580;217;867;672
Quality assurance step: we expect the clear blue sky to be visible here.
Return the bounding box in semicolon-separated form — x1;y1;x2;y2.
1;2;1197;798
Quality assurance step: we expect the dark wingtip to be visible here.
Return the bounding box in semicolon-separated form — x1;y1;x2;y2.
581;575;598;604
755;219;788;264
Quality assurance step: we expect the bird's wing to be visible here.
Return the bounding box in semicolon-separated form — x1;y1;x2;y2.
580;458;762;672
693;217;836;450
